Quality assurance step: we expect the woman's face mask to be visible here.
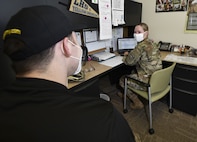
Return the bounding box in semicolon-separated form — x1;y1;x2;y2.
133;32;146;42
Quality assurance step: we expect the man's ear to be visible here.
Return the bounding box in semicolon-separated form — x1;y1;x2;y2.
62;37;71;57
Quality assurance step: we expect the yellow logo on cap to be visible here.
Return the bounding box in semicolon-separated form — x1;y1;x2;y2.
3;29;21;40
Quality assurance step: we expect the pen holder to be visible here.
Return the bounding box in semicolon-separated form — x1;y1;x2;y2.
110;47;113;53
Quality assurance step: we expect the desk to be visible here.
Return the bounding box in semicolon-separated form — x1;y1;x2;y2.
68;52;196;89
68;55;127;98
68;61;112;89
161;51;197;67
68;55;124;89
68;51;197;116
160;51;197;116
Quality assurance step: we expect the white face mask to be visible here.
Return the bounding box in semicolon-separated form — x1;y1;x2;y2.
70;55;82;75
133;32;145;42
68;40;82;75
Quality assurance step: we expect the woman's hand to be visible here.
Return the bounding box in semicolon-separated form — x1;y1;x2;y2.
124;51;129;56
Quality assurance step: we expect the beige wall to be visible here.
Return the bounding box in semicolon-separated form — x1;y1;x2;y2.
134;0;196;48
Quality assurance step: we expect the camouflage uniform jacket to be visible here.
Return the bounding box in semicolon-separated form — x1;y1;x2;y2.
122;38;162;83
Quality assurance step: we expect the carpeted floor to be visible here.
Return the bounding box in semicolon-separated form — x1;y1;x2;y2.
99;75;197;142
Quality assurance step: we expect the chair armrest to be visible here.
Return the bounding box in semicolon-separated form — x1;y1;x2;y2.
125;75;150;87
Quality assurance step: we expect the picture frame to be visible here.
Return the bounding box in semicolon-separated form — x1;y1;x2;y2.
155;0;188;12
185;0;197;33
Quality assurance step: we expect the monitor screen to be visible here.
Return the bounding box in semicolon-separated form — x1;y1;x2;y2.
117;38;137;50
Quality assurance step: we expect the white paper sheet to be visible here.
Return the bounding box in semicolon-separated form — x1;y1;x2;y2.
75;32;82;46
98;0;112;40
83;29;98;43
112;0;125;26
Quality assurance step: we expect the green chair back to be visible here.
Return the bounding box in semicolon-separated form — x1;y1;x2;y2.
149;62;176;94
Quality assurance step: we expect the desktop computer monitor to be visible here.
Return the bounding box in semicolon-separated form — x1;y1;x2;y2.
117;38;137;55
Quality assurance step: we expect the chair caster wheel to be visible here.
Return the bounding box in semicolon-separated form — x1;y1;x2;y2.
169;108;174;113
123;109;128;113
149;128;154;134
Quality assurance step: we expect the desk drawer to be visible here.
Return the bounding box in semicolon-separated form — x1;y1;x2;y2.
173;77;197;92
173;64;197;80
173;88;197;116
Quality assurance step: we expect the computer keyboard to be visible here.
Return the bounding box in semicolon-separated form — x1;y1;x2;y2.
91;51;116;61
99;56;123;67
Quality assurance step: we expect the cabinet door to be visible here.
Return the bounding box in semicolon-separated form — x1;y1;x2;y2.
124;0;142;26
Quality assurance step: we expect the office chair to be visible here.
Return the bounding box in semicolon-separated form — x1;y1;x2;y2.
123;62;176;134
